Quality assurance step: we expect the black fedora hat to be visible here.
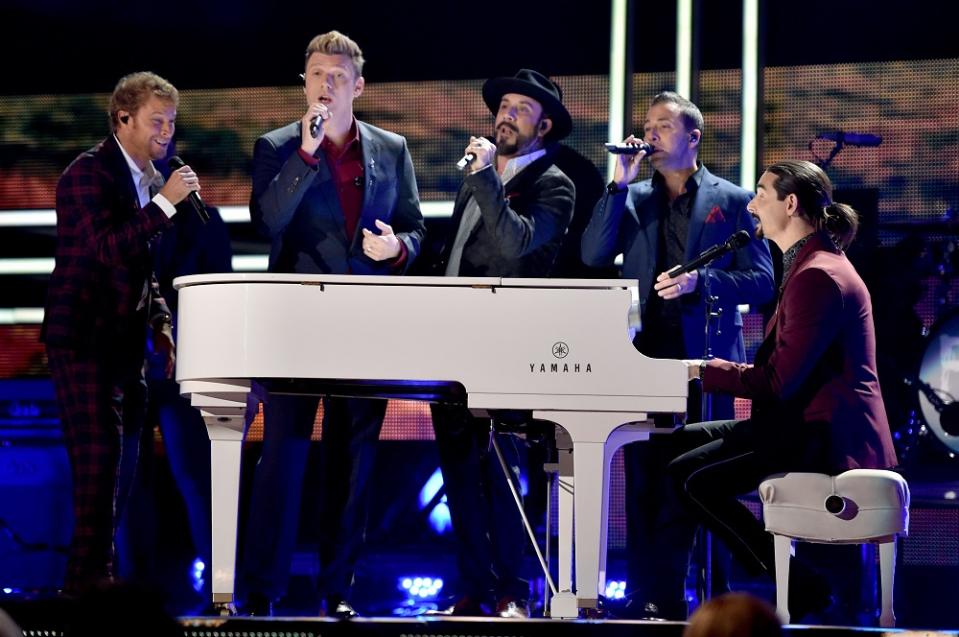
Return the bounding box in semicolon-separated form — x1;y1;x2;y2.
482;69;572;142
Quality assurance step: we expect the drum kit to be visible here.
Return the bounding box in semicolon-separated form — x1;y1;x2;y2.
877;214;959;465
809;133;958;468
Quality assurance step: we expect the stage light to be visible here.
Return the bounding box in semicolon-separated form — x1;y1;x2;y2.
398;575;444;600
418;468;452;534
604;579;626;600
191;557;205;593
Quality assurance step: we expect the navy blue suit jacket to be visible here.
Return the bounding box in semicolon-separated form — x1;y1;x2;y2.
251;120;425;275
581;165;774;362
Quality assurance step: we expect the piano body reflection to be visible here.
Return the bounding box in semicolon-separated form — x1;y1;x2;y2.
174;273;687;617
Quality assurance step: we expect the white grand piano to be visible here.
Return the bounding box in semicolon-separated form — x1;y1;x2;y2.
174;273;687;618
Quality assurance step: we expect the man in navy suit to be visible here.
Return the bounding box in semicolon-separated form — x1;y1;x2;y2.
42;71;201;592
241;30;425;617
581;91;774;619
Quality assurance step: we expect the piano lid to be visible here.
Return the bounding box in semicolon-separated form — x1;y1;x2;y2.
174;273;639;291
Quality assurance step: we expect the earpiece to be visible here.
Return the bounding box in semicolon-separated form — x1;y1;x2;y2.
120;115;129;124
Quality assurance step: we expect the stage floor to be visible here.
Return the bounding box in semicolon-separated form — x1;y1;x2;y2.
5;597;959;637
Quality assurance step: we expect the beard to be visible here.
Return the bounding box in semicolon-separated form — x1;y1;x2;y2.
494;121;538;157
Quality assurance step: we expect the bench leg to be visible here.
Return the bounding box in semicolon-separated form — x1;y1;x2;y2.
878;540;897;628
773;534;793;624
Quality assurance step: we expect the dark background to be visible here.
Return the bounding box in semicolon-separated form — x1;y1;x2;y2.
1;0;954;94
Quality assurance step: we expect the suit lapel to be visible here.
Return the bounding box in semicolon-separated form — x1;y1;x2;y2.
356;123;380;247
103;136;142;215
436;186;474;267
685;167;714;262
464;151;553;244
310;143;347;239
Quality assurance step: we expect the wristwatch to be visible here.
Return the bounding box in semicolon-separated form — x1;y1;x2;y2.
699;360;708;382
606;181;627;195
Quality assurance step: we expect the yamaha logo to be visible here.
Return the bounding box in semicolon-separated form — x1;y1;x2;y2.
530;341;592;374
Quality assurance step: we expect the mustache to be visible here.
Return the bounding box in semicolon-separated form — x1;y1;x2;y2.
496;122;519;134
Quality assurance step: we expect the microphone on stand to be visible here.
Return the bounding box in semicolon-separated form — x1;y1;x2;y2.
667;230;751;278
167;156;209;224
604;141;655;155
815;131;883;147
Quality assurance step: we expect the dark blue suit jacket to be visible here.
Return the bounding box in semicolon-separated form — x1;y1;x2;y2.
251;120;425;275
581;165;774;362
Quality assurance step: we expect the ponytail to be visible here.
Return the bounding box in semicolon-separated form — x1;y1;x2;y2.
821;203;859;250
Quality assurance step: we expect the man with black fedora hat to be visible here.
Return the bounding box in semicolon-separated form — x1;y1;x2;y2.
428;68;575;617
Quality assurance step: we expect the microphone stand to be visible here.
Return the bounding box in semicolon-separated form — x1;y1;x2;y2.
809;137;844;170
700;262;721;423
698;262;722;603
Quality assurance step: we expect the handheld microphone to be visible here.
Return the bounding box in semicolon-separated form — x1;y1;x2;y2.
310;114;325;138
604;141;655;155
167;156;209;224
667;230;751;277
456;152;475;171
815;131;882;147
455;136;495;171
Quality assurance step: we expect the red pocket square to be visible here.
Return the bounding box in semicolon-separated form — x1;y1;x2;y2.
705;205;725;224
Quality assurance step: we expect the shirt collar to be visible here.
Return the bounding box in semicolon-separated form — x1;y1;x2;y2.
114;135;160;184
320;118;361;157
781;231;816;290
652;161;705;193
500;147;547;184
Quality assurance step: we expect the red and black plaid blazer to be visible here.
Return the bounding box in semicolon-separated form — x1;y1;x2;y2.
41;135;173;358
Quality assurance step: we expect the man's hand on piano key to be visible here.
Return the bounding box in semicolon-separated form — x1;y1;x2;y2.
361;219;401;261
654;269;699;300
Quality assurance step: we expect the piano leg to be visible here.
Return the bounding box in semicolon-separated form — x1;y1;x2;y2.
535;412;653;619
208;421;243;610
551;429;576;618
180;379;250;611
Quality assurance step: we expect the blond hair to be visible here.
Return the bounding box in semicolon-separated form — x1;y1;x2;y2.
108;72;178;132
304;30;365;78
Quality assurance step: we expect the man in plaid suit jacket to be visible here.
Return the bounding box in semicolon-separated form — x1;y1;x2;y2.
41;71;201;592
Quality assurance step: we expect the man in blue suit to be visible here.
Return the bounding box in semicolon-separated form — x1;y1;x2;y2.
581;91;774;619
241;30;425;617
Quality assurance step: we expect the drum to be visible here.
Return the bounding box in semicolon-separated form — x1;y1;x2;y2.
918;311;959;454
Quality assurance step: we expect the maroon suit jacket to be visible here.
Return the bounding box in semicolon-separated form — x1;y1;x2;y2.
703;231;898;472
42;135;173;365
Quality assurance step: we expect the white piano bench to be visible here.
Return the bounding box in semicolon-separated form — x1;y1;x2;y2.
758;469;910;627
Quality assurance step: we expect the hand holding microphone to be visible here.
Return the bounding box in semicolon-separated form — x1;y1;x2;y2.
163;156;208;223
653;230;751;299
609;135;652;188
300;101;331;153
456;136;496;172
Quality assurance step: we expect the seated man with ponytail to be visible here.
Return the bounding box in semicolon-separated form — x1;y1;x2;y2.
637;159;898;622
